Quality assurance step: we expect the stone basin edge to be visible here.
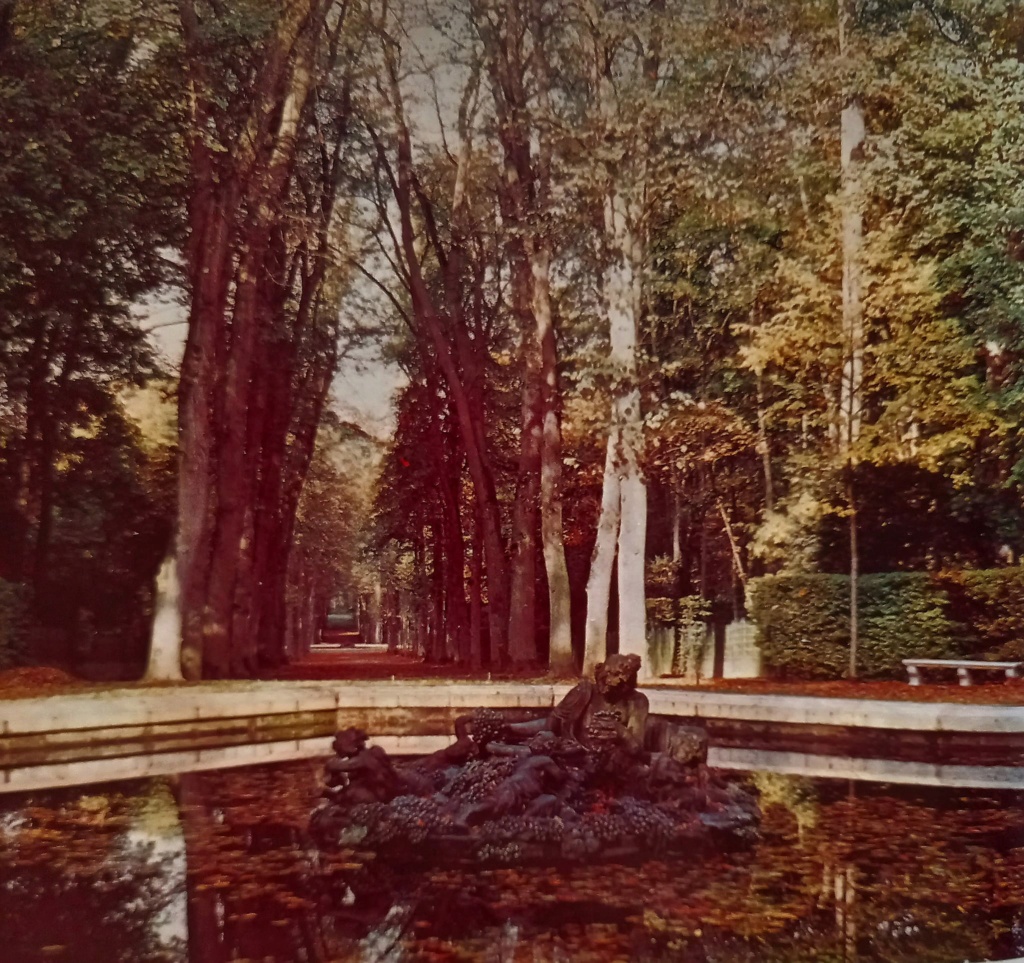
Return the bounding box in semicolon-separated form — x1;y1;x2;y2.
2;681;1024;794
2;680;1023;736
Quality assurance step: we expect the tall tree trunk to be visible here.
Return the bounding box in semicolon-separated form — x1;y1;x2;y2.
616;388;647;669
533;246;574;675
606;191;648;675
839;0;864;678
203;237;269;677
477;0;573;673
578;8;653;676
507;259;542;665
177;0;344;679
469;503;484;669
584;189;649;678
387;136;510;663
584;427;621;675
177;189;233;680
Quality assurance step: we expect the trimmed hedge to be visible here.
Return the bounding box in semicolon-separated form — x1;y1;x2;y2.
0;580;29;669
748;573;961;680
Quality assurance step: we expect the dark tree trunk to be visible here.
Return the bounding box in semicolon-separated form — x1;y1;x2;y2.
177;183;234;679
176;0;345;679
507;259;542;664
469;502;484;669
375;70;512;664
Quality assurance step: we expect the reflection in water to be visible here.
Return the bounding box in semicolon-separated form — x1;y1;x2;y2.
2;759;1024;962
361;903;412;963
124;781;188;961
0;781;187;962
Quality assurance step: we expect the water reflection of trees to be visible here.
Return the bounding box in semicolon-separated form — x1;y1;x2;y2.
3;763;1024;962
0;782;186;963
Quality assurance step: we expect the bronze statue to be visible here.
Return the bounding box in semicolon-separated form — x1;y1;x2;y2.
456;752;568;825
551;653;649;750
323;728;419;805
454;653;650;752
312;657;759;865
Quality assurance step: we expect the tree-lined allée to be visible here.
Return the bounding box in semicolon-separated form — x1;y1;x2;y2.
2;0;1024;681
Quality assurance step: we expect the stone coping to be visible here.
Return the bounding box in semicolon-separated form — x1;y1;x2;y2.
643;688;1024;733
2;681;1024;794
0;681;572;736
710;746;1024;790
3;680;1024;736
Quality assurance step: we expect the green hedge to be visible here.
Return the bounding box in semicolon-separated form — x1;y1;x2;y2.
748;573;961;679
0;580;29;669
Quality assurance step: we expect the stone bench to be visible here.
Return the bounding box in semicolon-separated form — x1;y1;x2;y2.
902;658;1023;687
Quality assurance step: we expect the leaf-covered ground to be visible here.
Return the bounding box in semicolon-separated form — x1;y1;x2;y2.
662;677;1024;704
6;647;1024;704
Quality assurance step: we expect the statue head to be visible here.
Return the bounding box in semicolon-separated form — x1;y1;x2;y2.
594;654;642;701
332;727;368;757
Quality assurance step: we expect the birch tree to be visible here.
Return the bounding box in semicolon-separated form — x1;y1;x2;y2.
557;0;700;677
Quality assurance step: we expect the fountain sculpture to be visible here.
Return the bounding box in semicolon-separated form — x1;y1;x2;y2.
310;655;759;864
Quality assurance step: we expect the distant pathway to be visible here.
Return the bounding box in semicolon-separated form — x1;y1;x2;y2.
269;644;538;682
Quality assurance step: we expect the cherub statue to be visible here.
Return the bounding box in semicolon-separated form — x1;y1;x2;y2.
323;728;409;806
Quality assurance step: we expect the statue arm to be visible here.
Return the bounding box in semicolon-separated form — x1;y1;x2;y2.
626;692;649;746
487;741;532;758
550;680;595;737
505;716;551;739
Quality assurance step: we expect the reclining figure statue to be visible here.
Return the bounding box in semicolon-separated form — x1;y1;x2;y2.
311;655;757;865
454;652;703;768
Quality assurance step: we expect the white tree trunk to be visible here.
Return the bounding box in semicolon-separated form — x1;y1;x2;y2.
839;96;865;450
584;427;621;675
607;191;648;676
839;0;864;680
578;10;651;678
616;388;647;671
531;245;575;675
583;212;649;675
145;556;185;682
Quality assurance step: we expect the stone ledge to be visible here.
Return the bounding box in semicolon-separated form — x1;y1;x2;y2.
710;746;1024;790
644;688;1024;733
3;680;1024;794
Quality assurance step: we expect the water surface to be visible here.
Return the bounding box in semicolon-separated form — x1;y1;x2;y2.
2;758;1024;962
